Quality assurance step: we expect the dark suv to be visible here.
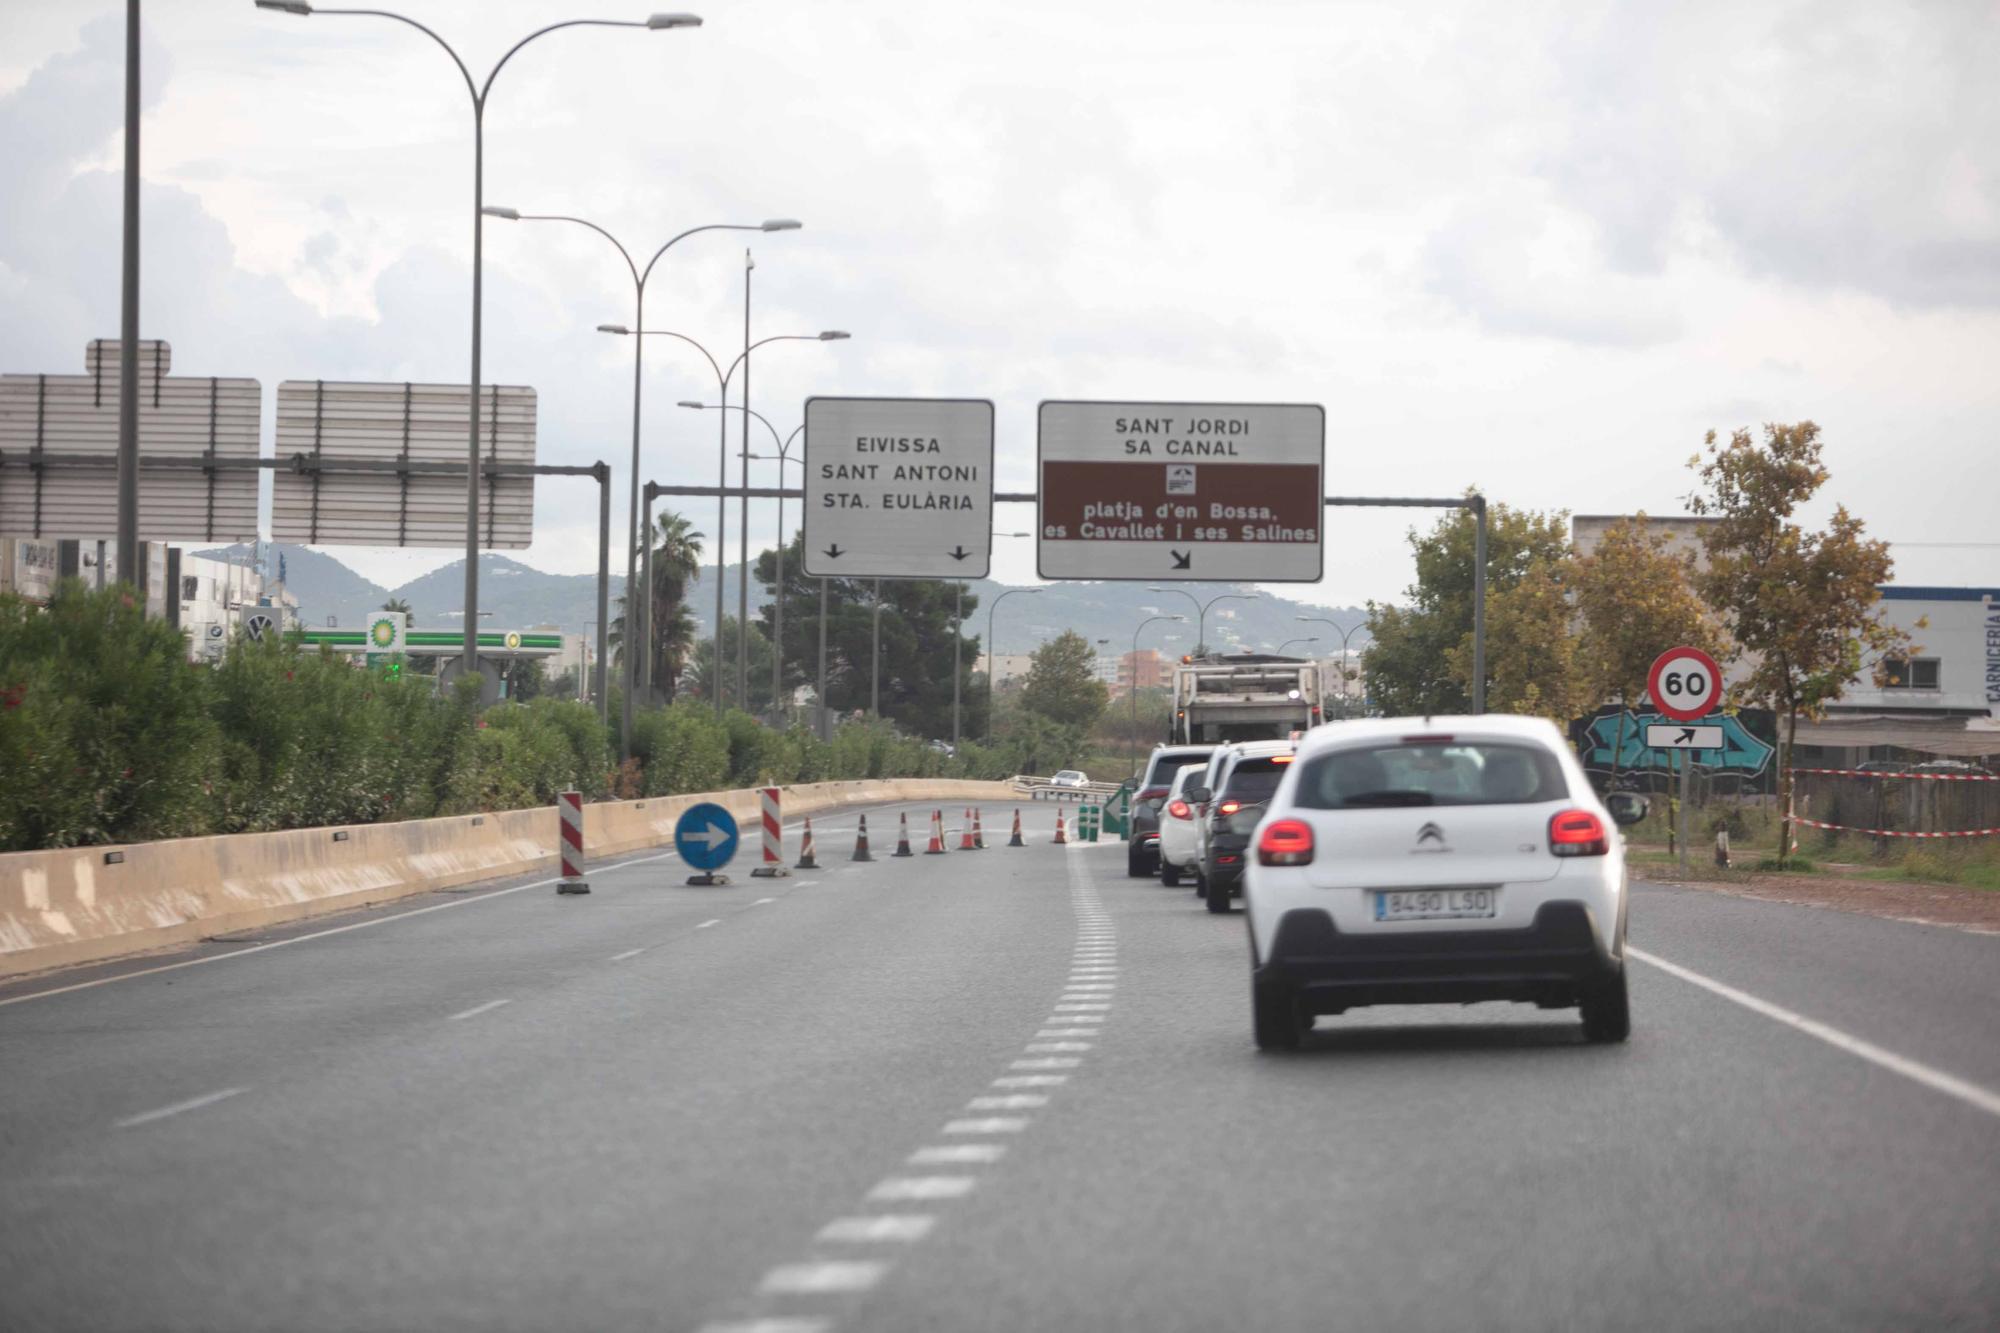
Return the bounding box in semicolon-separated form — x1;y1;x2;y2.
1128;744;1217;876
1195;743;1296;913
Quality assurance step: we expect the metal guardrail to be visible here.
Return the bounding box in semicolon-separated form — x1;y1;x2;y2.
1013;776;1125;802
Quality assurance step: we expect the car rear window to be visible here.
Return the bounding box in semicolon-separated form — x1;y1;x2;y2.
1145;749;1212;787
1220;756;1291;803
1292;741;1568;809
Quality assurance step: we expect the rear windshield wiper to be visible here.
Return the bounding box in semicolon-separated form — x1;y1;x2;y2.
1339;790;1436;807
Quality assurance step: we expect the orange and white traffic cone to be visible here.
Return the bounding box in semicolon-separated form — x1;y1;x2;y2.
1054;810;1069;845
926;808;948;855
851;814;874;862
795;817;820;870
973;808;986;849
1007;809;1025;847
893;811;915;857
958;807;977;851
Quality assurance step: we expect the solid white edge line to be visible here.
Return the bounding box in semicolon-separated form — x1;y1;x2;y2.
115;1086;246;1128
447;998;511;1022
0;849;684;1008
1628;946;2000;1120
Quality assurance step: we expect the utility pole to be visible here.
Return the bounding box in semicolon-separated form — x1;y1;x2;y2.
115;0;141;586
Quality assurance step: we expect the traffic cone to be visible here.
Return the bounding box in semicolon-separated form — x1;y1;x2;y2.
794;817;819;870
1007;809;1025;847
958;807;977;851
1054;810;1069;845
973;808;987;849
893;811;915;857
925;808;948;854
851;814;874;862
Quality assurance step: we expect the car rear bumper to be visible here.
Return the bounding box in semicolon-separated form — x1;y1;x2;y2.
1252;901;1620;1012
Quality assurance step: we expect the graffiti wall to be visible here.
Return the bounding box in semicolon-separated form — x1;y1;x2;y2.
1568;705;1778;792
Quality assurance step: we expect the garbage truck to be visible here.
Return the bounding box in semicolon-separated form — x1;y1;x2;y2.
1168;653;1326;744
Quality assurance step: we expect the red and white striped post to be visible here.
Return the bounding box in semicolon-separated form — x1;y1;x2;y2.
556;789;589;895
751;786;789;878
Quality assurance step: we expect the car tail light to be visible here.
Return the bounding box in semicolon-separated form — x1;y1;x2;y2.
1548;809;1609;857
1217;799;1243;816
1167;799;1192;820
1257;819;1314;866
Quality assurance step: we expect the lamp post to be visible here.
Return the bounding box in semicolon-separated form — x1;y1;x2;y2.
984;587;1043;737
1304;616;1368;716
1129;614;1184;777
256;1;702;681
690;405;805;718
1276;636;1318;656
1147;586;1259;655
605;327;844;714
486;211;795;754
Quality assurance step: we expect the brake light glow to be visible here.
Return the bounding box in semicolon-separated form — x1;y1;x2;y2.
1271;754;1294;764
1257;819;1314;866
1167;799;1192;820
1548;809;1609;857
1217;799;1243;816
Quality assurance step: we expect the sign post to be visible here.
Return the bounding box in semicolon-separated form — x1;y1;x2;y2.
673;801;740;887
1648;646;1723;879
802;397;996;579
1036;401;1325;581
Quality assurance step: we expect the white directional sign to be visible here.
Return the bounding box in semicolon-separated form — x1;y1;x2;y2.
1036;401;1325;581
1646;724;1724;750
803;397;995;579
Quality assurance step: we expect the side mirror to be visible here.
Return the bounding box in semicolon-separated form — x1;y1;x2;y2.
1605;792;1648;827
1186;786;1212;805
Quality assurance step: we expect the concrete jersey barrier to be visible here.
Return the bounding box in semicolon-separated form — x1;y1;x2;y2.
0;778;1021;980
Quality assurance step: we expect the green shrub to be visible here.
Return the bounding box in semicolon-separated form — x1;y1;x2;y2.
630;701;729;795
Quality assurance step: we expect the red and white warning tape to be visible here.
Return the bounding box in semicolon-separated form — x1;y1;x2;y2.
1792;816;2000;839
1787;767;1999;783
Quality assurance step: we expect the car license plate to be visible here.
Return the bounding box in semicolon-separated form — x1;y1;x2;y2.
1373;887;1497;921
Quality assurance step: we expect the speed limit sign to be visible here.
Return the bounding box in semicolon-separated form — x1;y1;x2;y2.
1648;646;1722;722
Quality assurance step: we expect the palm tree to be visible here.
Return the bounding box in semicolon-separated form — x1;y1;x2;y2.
645;512;704;701
381;596;413;627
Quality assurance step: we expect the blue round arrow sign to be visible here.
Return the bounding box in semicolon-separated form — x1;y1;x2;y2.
673;802;739;871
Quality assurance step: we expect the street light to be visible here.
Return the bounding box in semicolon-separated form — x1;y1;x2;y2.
692;405;805;718
1299;616;1367;716
1276;636;1318;656
607;327;844;714
1128;614;1184;776
256;1;701;682
486;209;798;754
981;587;1044;736
1147;587;1259;655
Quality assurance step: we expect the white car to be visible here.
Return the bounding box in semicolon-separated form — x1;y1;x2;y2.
1049;770;1090;788
1242;715;1647;1051
1156;763;1210;887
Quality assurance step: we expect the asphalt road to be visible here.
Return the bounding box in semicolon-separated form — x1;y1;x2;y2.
2;800;1996;1332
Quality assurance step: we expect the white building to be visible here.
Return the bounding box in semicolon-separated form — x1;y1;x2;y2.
1795;587;2000;763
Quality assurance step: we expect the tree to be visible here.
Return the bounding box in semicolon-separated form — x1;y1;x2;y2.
1021;629;1109;731
1447;555;1592;723
751;535;981;739
1363;499;1572;716
1686;422;1907;862
1571;515;1728;774
381;596;414;627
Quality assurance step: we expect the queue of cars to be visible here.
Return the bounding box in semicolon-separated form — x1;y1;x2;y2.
1131;716;1648;1051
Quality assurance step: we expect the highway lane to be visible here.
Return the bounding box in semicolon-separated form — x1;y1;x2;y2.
2;816;1996;1331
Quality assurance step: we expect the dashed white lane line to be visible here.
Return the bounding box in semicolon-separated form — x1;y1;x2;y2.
754;898;776;906
609;947;647;961
1630;946;2000;1120
909;1144;1007;1164
968;1094;1049;1110
697;1320;829;1333
447;998;511;1022
868;1176;977;1202
817;1215;936;1243
698;919;723;929
115;1086;246;1129
993;1074;1068;1088
942;1117;1030;1134
1035;1029;1097;1039
1025;1042;1092;1053
759;1262;888;1295
1011;1057;1082;1071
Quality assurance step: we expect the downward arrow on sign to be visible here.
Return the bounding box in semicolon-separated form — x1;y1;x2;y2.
678;822;732;850
948;546;970;561
1170;550;1192;570
823;544;845;560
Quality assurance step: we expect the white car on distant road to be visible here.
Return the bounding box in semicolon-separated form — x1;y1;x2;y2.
1049;770;1090;788
1243;715;1647;1051
1156;763;1209;887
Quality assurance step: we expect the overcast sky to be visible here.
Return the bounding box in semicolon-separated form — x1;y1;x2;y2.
3;0;1996;606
